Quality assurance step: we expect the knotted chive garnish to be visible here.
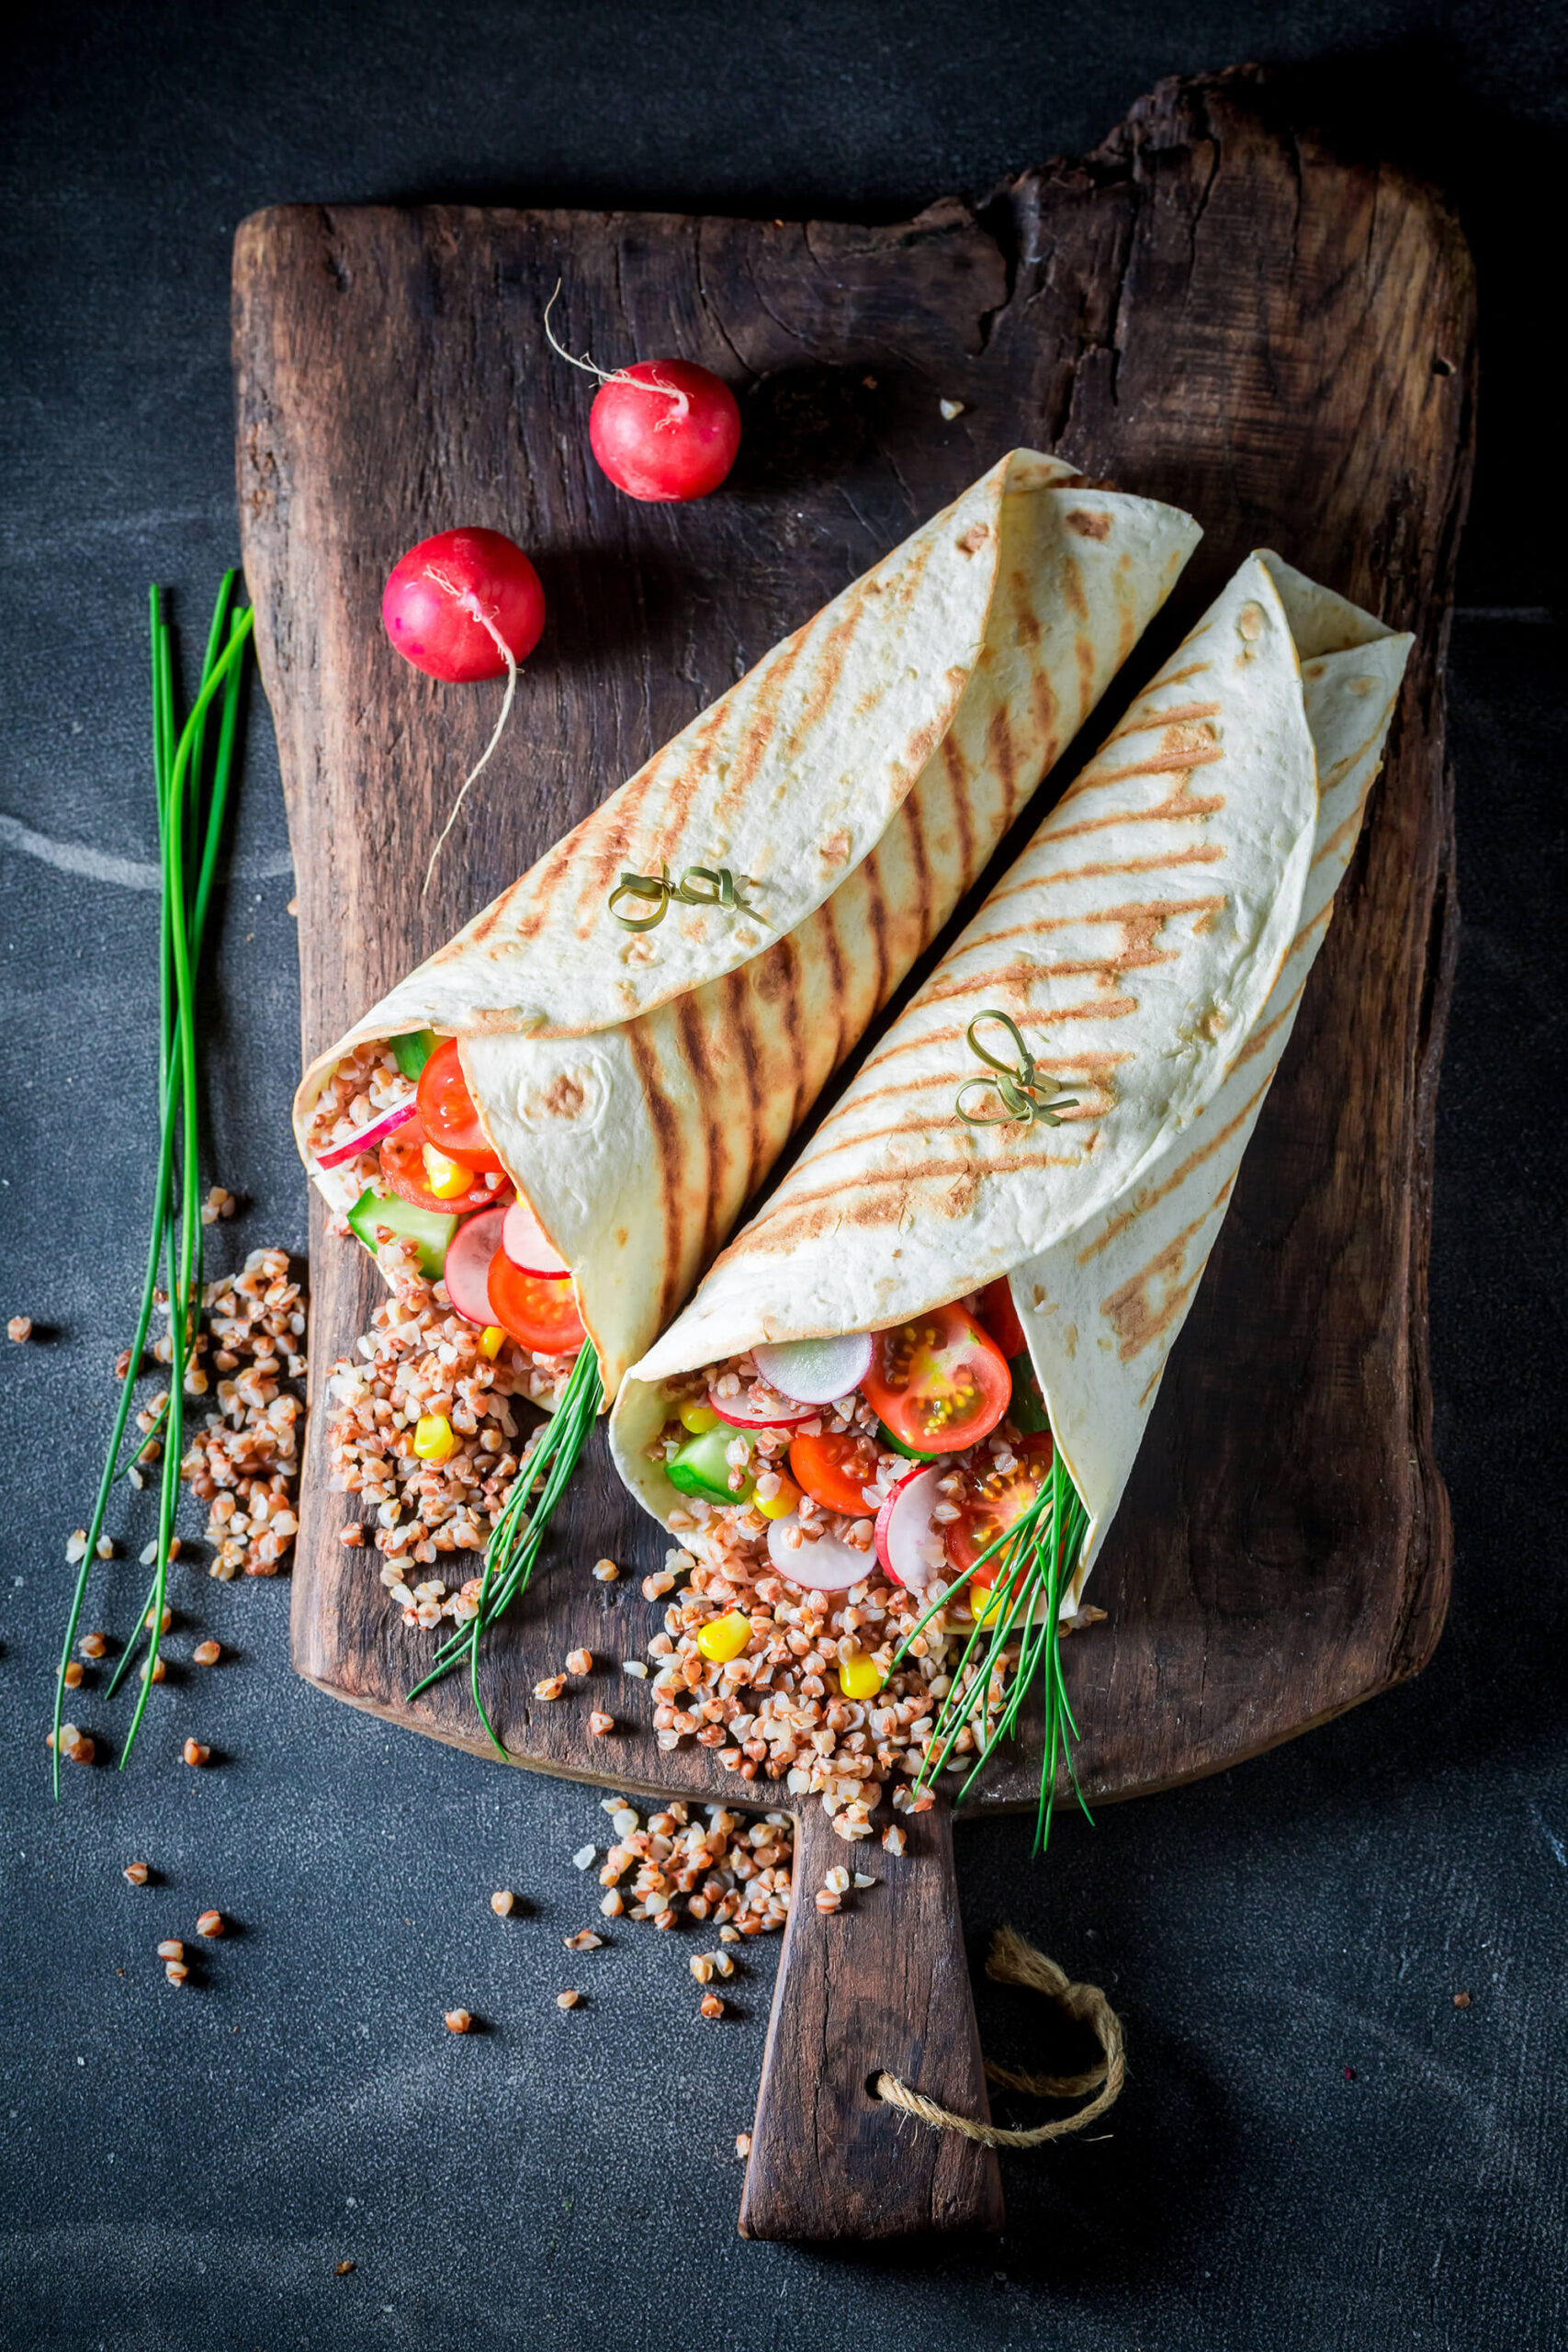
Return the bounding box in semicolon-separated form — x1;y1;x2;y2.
404;1343;604;1756
608;863;757;932
891;1447;1092;1855
52;577;253;1791
955;1009;1079;1129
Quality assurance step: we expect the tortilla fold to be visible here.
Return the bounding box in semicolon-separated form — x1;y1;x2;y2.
295;452;1201;1392
613;553;1414;1597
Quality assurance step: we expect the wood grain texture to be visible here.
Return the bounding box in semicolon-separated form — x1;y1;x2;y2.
739;1801;1002;2240
233;65;1472;2240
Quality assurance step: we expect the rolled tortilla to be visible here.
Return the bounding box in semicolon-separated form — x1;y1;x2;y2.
295;452;1200;1393
613;552;1414;1599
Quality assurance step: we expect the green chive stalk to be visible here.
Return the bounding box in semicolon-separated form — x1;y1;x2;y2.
404;1344;604;1756
52;579;253;1790
892;1447;1093;1854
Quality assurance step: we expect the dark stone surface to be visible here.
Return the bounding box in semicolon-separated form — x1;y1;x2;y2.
1;6;1563;2346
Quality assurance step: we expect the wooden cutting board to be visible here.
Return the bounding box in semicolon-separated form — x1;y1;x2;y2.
233;65;1472;2242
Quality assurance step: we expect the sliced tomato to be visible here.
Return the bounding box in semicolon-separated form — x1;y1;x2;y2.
977;1276;1026;1363
945;1431;1055;1577
417;1037;504;1172
862;1303;1012;1454
488;1248;587;1354
380;1114;507;1216
787;1430;879;1519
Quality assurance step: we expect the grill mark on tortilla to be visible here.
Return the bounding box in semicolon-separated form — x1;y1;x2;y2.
650;695;742;863
1310;797;1375;873
743;1147;1087;1248
1100;1204;1217;1363
1066;508;1112;540
851;992;1139;1082
674;989;728;1265
986;705;1019;822
1061;553;1089;624
859;844;892;1009
712;624;814;827
1012;571;1043;649
1096;697;1223;752
1230;978;1307;1069
815;883;852;1073
1042;788;1225;845
781;597;863;761
916;944;1181;1008
626;1020;685;1330
1077;1070;1276;1263
986;842;1227;902
772;932;807;1131
1074;632;1096;722
1030;665;1060;771
807;1051;1127;1127
956;895;1226;959
941;734;975;879
901;770;933;930
722;965;767;1201
1063;741;1225;801
464;831;579;952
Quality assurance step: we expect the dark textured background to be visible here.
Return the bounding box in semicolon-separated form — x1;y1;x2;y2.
2;5;1565;2346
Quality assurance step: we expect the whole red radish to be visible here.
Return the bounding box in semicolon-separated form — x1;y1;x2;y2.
381;527;545;683
545;284;740;503
589;362;741;503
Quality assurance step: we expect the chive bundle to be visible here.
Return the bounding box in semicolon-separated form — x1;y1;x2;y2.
405;1344;604;1753
51;578;254;1790
894;1449;1093;1853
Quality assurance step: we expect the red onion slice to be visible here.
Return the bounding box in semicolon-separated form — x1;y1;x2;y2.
315;1097;417;1170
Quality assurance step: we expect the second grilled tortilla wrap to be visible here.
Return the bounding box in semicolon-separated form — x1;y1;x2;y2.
613;552;1413;1593
296;450;1200;1391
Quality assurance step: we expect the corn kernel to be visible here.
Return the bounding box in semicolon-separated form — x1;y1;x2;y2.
696;1611;752;1665
680;1401;720;1435
479;1325;506;1360
756;1477;801;1521
423;1143;475;1200
838;1646;884;1701
413;1412;458;1464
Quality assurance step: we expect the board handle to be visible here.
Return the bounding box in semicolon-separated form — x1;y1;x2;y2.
738;1796;1004;2241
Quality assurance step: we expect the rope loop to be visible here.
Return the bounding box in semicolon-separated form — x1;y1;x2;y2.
874;1927;1124;2150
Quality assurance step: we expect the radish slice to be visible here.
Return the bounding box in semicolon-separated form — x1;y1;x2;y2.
753;1332;874;1407
502;1196;570;1279
315;1097;416;1170
765;1515;874;1594
707;1385;813;1431
443;1206;509;1327
874;1465;947;1590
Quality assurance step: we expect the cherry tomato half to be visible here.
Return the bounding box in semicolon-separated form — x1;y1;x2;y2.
976;1275;1026;1363
787;1430;879;1519
417;1037;503;1171
862;1303;1011;1454
943;1431;1055;1577
488;1249;587;1355
380;1114;508;1216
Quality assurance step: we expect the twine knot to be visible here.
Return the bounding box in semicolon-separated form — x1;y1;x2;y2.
874;1927;1124;2149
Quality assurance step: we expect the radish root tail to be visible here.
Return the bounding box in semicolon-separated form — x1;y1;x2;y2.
423;581;518;898
542;280;686;414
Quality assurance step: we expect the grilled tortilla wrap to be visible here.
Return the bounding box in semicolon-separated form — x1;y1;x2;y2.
613;552;1414;1592
295;451;1200;1392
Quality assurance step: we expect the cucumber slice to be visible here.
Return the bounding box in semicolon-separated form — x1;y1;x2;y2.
876;1417;937;1464
347;1186;457;1279
390;1027;439;1081
667;1423;753;1506
1008;1351;1050;1436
